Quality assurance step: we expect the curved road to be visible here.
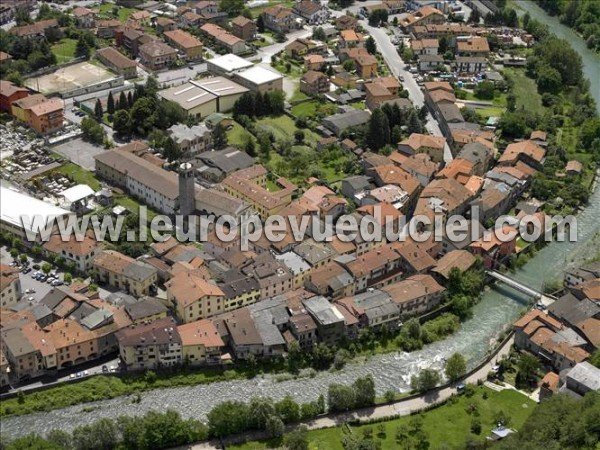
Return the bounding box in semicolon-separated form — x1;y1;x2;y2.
186;336;516;450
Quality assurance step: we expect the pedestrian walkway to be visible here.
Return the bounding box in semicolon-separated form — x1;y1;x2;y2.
181;336;521;450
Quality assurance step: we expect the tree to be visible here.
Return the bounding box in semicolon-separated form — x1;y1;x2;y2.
366;36;377;55
294;129;305;144
275;395;300;423
286;340;303;373
445;353;467;382
469;7;481;24
517;353;540;386
113;110;131;137
353;375;376;408
537;66;562;94
313;27;326;41
94;98;103;121
118;91;128;110
410;368;441;392
80;117;106;144
75;35;90;59
249;397;276;429
284;425;309;450
212;123;227;150
265;415;284;438
207;401;251;437
257;14;265;33
343;59;355;72
474;81;495;100
162;137;181;162
366;108;390;152
244;137;256;157
10;248;18;259
328;384;356;412
107;92;115;115
31;245;42;258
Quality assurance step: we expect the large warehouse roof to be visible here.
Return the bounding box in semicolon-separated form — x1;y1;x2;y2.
0;186;72;233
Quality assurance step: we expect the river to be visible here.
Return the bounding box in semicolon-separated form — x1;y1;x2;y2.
2;7;600;441
513;1;600;110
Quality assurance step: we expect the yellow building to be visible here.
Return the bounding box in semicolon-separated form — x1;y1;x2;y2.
166;272;225;323
178;319;225;366
124;297;168;324
92;250;158;297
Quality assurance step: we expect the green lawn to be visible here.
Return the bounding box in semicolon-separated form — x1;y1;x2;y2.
227;122;255;148
502;68;544;115
476;106;505;119
51;39;77;64
290;88;310;103
55;162;101;190
256;116;320;147
227;387;536;450
291;101;337;119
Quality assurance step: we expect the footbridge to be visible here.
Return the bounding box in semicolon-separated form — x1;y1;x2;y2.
486;270;557;306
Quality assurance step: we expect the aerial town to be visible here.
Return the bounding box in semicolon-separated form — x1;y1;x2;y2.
0;0;599;449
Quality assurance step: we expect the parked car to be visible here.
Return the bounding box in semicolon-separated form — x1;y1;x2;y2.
22;267;31;274
102;365;108;373
25;288;36;294
51;280;63;286
456;383;466;393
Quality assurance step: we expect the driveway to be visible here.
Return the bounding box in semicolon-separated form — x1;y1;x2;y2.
52;137;106;171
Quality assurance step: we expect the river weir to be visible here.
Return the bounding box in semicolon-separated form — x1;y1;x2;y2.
2;5;600;441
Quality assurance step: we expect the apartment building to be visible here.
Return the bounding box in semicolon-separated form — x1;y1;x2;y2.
92;250;158;296
178;319;225;366
11;94;64;135
163;29;203;61
117;317;182;370
95;47;137;79
0;264;21;308
43;232;100;273
167;272;225;323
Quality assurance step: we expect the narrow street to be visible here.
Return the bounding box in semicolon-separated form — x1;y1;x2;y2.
328;5;453;162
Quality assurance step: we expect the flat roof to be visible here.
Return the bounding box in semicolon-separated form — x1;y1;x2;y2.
59;184;95;203
209;53;253;72
191;77;248;96
0;186;72;233
236;65;283;85
158;82;218;111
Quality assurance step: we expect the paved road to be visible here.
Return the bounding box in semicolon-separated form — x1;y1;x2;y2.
329;6;453;163
255;27;313;63
183;336;518;450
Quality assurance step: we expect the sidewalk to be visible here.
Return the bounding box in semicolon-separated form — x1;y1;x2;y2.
181;336;520;450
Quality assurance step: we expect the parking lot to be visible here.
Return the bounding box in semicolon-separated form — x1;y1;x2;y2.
1;247;69;308
52;137;106;171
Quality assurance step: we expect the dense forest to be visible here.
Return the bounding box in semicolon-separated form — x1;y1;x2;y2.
535;0;600;52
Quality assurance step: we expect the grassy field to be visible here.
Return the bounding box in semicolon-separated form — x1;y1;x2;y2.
228;387;536;450
502;68;544;115
290;89;310;103
51;39;77;64
227;122;256;148
291;101;337;119
256;116;320;147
